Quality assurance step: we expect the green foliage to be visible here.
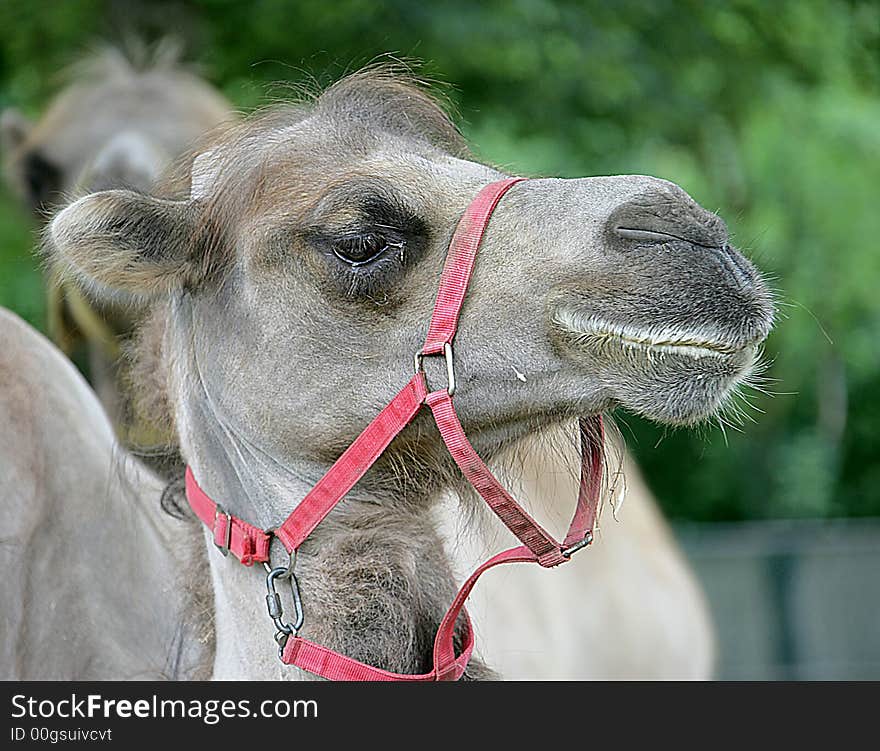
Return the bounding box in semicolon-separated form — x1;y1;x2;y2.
0;186;43;329
0;0;877;520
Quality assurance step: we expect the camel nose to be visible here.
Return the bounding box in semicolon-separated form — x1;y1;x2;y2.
79;131;167;193
606;191;764;293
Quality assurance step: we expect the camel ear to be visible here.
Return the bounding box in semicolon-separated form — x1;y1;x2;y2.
0;108;31;154
47;189;201;299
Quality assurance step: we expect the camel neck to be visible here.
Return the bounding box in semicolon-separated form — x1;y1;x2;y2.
169;312;484;679
173;342;328;531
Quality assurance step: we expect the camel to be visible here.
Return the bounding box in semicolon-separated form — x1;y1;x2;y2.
46;70;773;679
0;307;212;679
0;44;232;444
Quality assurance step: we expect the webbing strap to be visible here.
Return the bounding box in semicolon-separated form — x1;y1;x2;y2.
565;417;605;549
422;178;527;354
275;373;428;553
280;546;536;680
185;466;271;566
426;389;566;566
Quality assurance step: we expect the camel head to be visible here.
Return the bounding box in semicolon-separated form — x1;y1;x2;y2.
47;71;774;501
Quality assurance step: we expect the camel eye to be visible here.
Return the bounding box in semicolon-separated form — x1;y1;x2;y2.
332;233;403;267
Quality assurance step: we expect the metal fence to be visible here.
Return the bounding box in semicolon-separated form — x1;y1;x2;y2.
675;518;880;680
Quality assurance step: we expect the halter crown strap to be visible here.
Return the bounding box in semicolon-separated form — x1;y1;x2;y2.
184;177;605;681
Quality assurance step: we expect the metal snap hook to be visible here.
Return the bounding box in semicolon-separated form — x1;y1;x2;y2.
263;549;304;658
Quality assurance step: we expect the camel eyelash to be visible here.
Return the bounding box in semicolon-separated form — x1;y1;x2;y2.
331;232;407;268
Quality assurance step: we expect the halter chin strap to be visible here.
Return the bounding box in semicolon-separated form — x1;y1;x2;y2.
185;177;605;681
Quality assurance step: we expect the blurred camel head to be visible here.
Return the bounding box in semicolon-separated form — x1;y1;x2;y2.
1;43;231;218
46;68;767;678
1;43;232;444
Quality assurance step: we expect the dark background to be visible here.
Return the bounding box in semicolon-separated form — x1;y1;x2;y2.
1;0;877;523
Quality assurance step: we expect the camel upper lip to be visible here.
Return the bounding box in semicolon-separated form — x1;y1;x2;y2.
552;307;758;359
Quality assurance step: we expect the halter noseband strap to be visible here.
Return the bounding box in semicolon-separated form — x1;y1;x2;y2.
185;177;605;681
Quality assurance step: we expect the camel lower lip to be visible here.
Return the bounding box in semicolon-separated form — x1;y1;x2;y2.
553;309;745;359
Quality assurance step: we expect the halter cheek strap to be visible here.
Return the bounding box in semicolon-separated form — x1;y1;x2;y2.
185;177;605;681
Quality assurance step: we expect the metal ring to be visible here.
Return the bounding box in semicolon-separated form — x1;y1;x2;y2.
261;533;297;578
414;342;456;396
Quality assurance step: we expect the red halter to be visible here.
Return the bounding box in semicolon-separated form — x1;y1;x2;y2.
185;177;605;680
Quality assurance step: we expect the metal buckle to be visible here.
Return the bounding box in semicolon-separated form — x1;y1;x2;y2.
263;547;305;659
561;531;593;558
213;505;232;556
414;342;456;396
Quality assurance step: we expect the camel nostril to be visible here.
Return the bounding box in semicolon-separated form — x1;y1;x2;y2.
717;243;757;291
612;218;757;292
608;189;730;249
614;227;683;243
